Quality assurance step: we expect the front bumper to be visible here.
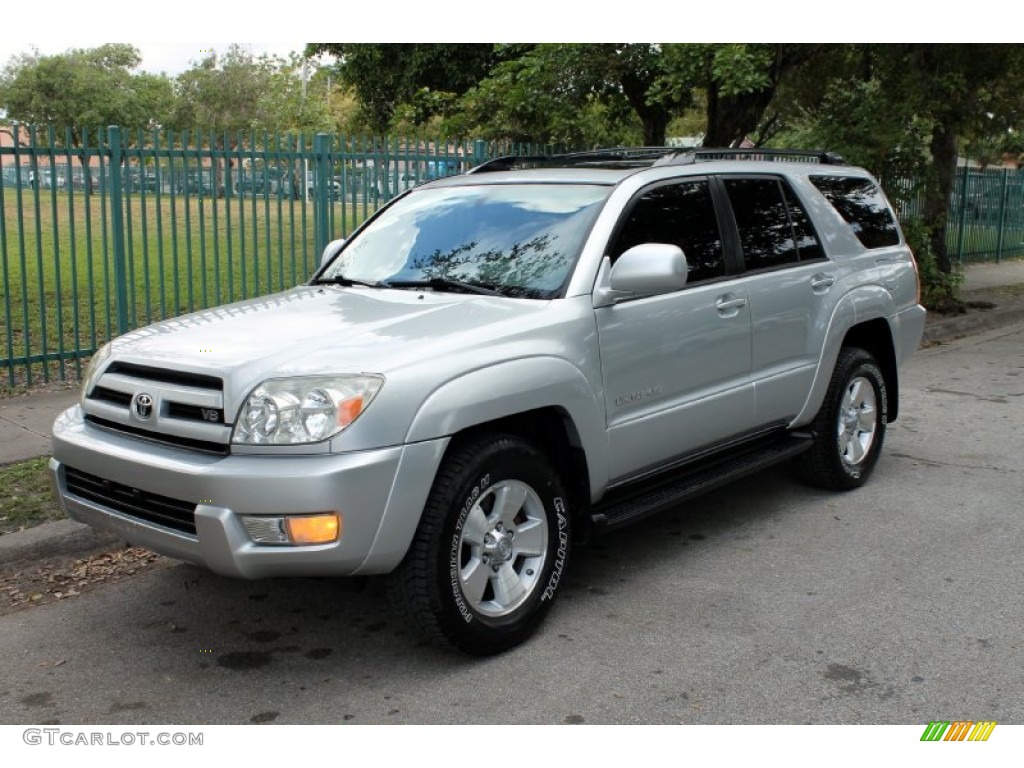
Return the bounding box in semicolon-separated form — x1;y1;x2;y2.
50;405;447;578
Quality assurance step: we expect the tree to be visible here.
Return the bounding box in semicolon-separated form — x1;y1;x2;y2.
170;46;278;134
654;44;823;148
0;44;174;186
256;54;335;135
305;44;500;133
880;45;1024;286
778;44;1024;305
449;44;685;146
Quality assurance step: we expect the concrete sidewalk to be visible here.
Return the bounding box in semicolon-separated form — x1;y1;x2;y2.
2;258;1024;469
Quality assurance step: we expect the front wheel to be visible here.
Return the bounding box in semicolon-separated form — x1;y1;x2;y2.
387;434;571;655
799;347;888;491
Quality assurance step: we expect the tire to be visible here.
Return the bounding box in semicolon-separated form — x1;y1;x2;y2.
387;434;570;655
798;347;888;491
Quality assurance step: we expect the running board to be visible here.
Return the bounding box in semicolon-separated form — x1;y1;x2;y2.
590;433;813;532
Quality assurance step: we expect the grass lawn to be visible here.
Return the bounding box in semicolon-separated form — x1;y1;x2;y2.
2;188;372;389
0;457;63;535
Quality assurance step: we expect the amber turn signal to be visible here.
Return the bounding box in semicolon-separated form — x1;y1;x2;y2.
284;513;341;545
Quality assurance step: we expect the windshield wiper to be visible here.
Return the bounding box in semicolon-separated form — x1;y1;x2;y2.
383;278;503;296
312;274;385;288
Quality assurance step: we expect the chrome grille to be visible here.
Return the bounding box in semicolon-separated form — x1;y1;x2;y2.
83;362;232;449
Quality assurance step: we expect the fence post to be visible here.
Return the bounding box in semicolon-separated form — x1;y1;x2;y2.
314;133;330;256
473;139;488;168
953;165;970;265
108;125;130;335
995;167;1009;264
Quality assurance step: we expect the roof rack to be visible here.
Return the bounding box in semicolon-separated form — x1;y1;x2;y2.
466;146;846;175
657;148;846;166
467;147;677;174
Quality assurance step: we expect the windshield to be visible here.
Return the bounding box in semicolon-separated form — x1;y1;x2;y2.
320;183;610;298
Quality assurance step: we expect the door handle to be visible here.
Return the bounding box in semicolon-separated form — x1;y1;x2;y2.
810;274;835;291
715;296;747;314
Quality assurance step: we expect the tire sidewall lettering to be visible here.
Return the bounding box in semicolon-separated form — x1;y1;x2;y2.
448;473;492;624
541;497;568;603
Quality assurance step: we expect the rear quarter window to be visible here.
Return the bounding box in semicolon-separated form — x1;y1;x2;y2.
810;176;900;249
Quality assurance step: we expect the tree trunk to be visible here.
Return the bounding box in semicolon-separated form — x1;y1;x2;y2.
703;83;777;148
620;70;668;146
77;154;94;196
641;116;667;146
923;123;958;277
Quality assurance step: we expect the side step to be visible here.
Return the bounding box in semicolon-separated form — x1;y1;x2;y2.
590;433;813;532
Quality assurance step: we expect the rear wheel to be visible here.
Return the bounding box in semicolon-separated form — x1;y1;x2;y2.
387;434;570;655
799;347;888;490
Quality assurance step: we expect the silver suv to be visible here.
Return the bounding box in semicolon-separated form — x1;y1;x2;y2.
50;148;926;655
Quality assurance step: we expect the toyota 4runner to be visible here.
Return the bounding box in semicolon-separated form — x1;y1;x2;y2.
50;148;926;655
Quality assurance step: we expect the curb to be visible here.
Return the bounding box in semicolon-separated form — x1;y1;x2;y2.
921;292;1024;345
0;519;122;572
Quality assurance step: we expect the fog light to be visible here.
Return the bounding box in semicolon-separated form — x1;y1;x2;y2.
284;513;341;545
242;516;288;544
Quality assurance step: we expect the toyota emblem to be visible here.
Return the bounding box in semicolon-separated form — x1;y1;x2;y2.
133;393;154;420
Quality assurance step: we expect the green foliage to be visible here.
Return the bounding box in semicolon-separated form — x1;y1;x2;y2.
0;44;174;145
168;47;337;136
902;217;964;311
776;75;931;193
447;44;681;146
655;44;823;147
307;44;499;133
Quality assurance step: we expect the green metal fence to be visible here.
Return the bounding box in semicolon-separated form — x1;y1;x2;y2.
2;128;1023;388
1;125;553;387
889;166;1024;263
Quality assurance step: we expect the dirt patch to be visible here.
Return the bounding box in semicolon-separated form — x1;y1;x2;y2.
0;547;172;616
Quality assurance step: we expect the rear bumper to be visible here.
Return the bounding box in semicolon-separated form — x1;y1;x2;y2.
50;405;447;578
894;303;927;363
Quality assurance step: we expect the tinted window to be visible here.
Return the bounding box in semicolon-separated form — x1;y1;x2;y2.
723;178;800;269
611;180;725;283
811;175;900;249
783;184;825;261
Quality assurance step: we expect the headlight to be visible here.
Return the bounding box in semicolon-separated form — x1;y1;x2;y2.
81;342;113;402
232;375;384;445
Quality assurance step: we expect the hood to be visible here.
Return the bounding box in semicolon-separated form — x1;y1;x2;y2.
110;286;549;395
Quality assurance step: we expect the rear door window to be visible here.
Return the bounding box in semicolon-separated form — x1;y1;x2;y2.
722;177;824;269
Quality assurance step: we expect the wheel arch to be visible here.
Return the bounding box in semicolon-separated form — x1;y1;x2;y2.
794;287;901;426
404;357;608;502
449;407;594;541
841;318;899;422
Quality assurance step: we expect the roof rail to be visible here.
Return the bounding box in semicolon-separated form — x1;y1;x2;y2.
466;146;846;174
659;148;846;166
468;147;677;174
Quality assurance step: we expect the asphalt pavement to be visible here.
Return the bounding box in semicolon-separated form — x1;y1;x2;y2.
1;319;1021;724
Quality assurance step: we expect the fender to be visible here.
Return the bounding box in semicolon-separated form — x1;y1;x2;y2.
405;356;609;498
792;285;897;426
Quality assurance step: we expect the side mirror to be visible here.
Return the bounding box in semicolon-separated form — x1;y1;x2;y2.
609;243;688;296
320;238;346;268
